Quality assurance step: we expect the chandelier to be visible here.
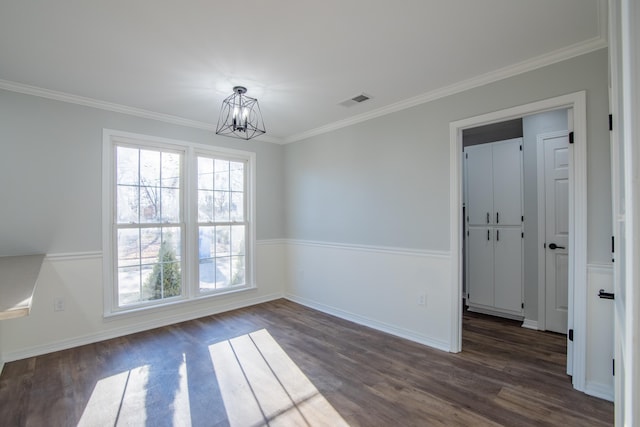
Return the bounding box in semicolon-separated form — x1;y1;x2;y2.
215;86;266;140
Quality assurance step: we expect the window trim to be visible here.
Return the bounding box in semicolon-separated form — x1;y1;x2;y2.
102;129;256;317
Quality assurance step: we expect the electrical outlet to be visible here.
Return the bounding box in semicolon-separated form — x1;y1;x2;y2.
54;297;65;312
418;292;426;306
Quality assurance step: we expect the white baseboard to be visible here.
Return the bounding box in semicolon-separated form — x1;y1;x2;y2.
467;305;524;321
584;380;614;402
2;292;283;363
521;319;539;330
285;294;450;353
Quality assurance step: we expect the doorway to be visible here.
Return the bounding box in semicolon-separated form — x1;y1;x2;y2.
449;92;589;392
462;114;570;353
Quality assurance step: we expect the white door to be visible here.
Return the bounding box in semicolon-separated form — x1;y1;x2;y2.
465;145;493;226
542;133;570;334
492;139;523;226
467;227;494;307
494;227;523;313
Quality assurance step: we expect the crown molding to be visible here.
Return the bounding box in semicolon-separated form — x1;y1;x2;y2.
0;25;606;147
0;79;283;145
284;35;607;144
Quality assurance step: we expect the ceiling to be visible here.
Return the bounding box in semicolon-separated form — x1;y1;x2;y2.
0;1;605;144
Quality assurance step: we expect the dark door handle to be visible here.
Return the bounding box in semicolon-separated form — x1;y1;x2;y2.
598;289;614;300
496;212;499;224
548;243;566;250
486;212;490;224
487;229;490;241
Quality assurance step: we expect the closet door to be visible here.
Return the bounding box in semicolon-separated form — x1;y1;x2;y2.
493;227;523;312
467;227;494;307
465;145;493;226
492;139;523;226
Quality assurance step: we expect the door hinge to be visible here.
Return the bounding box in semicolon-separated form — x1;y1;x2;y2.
519;145;522;151
521;232;524;238
465;152;468;159
521;302;524;309
609;114;613;131
569;131;574;144
568;329;574;341
521;215;524;222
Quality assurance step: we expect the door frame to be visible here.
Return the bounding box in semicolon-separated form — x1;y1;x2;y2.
609;0;639;423
449;91;588;392
536;130;571;333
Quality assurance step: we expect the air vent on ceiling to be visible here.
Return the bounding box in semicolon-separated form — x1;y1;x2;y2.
338;93;372;107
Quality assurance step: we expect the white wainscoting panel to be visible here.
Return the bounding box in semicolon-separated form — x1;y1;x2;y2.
0;241;286;362
285;240;453;352
584;263;614;401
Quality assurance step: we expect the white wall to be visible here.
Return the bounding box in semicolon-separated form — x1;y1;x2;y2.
0;89;285;256
284;49;611;362
0;242;286;361
585;264;614;400
286;241;451;351
0;89;286;361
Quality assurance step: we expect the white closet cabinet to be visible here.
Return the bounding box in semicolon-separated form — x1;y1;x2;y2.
466;138;522;227
465;138;523;318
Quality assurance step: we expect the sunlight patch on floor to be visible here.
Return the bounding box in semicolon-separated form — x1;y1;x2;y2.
77;354;192;427
209;329;348;427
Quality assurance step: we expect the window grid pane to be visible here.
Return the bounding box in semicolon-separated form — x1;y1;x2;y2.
115;145;183;307
197;156;247;293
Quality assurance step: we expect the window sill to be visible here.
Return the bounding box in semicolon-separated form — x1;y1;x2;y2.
103;284;256;321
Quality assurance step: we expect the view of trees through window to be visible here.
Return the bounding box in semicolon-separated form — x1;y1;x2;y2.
197;157;246;292
115;146;182;306
113;143;248;309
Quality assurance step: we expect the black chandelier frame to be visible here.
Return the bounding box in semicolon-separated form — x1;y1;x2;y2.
216;86;266;140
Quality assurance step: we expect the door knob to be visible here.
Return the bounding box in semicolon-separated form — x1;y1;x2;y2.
548;243;566;250
598;289;614;300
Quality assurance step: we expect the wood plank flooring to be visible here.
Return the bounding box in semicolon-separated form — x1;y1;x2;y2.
0;299;613;426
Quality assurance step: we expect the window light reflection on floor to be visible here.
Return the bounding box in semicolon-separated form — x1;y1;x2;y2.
78;354;192;427
209;329;348;427
76;329;346;426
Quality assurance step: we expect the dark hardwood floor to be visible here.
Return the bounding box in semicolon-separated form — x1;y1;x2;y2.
0;299;613;426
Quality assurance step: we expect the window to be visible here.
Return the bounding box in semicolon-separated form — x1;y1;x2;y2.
115;146;183;306
196;157;247;292
103;130;255;314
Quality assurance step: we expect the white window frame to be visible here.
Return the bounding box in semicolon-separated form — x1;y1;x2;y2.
102;129;256;317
